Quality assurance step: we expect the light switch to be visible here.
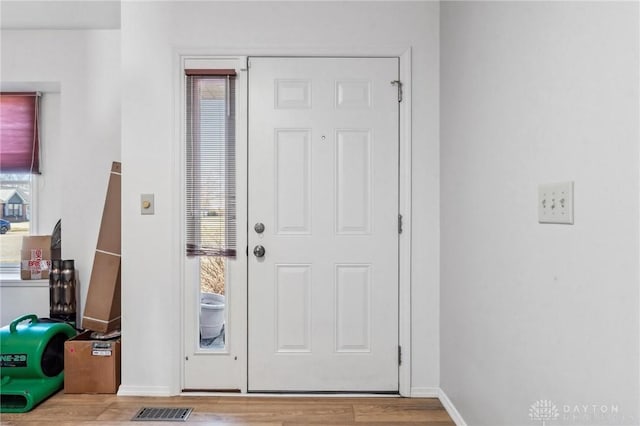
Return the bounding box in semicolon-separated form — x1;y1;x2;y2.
141;194;154;215
538;182;573;224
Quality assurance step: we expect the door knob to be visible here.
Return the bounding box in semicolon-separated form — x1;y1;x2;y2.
254;222;265;234
253;245;266;258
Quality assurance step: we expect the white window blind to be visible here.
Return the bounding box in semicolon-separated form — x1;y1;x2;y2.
185;70;236;257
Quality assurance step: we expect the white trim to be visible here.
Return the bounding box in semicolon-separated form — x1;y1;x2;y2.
438;388;468;426
172;44;415;59
410;386;439;398
637;1;640;421
398;47;412;398
173;48;187;397
163;0;435;2
117;385;174;397
0;278;48;287
236;58;249;394
173;45;413;397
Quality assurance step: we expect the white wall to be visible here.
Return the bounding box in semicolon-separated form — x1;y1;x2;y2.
120;1;439;394
440;2;639;425
1;30;121;320
1;0;120;30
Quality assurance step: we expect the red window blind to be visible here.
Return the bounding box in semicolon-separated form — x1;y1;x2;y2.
0;92;40;174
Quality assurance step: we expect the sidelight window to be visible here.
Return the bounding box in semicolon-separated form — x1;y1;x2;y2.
185;70;236;350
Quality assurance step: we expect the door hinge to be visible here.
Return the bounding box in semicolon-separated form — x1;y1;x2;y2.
398;345;402;366
398;214;403;234
246;245;249;257
391;80;403;102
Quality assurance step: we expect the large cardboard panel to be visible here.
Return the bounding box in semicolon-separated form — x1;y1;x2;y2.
82;162;121;332
96;162;121;255
64;331;121;394
20;235;52;280
82;251;121;332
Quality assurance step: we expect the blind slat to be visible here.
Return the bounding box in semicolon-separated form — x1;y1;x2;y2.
185;75;236;258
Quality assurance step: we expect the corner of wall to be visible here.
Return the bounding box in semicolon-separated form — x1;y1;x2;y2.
438;388;468;426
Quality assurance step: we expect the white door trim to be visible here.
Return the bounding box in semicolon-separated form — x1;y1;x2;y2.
397;48;412;398
174;46;412;396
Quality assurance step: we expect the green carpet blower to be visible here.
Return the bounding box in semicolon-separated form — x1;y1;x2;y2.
0;314;76;413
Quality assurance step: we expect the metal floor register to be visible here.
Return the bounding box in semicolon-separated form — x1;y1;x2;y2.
131;407;193;422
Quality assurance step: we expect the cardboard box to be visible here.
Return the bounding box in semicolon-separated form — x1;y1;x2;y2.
82;162;121;333
20;235;52;280
64;331;121;394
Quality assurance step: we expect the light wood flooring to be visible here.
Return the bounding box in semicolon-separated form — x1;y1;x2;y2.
1;391;455;425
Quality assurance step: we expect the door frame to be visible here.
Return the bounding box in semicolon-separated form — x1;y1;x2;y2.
174;46;413;396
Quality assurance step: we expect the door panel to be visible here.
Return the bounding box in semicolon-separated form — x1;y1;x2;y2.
248;57;399;392
275;129;312;234
336;129;372;234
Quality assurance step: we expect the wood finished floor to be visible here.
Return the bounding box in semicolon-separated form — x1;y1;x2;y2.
1;391;455;425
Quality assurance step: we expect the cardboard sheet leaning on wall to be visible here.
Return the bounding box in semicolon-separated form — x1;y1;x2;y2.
82;162;121;333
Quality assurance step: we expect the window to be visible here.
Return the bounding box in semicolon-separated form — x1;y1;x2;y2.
185;70;236;349
0;92;40;273
7;203;23;218
0;174;33;272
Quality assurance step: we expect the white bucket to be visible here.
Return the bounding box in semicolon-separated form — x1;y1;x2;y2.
200;292;225;339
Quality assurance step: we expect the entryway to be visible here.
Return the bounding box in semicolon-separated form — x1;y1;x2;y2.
183;56;403;393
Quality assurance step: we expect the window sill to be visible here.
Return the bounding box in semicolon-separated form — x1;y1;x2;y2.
0;276;48;287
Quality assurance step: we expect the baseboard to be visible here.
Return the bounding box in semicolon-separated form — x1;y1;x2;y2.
438;389;468;426
117;385;174;396
410;387;440;397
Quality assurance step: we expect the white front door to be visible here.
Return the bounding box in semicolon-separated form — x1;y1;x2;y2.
248;57;400;392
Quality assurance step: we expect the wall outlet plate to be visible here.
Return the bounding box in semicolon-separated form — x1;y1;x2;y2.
538;182;573;224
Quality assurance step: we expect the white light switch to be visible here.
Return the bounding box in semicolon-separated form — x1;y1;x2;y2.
141;194;154;215
538;182;573;224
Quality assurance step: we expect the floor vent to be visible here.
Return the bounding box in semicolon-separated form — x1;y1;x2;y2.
132;407;193;422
